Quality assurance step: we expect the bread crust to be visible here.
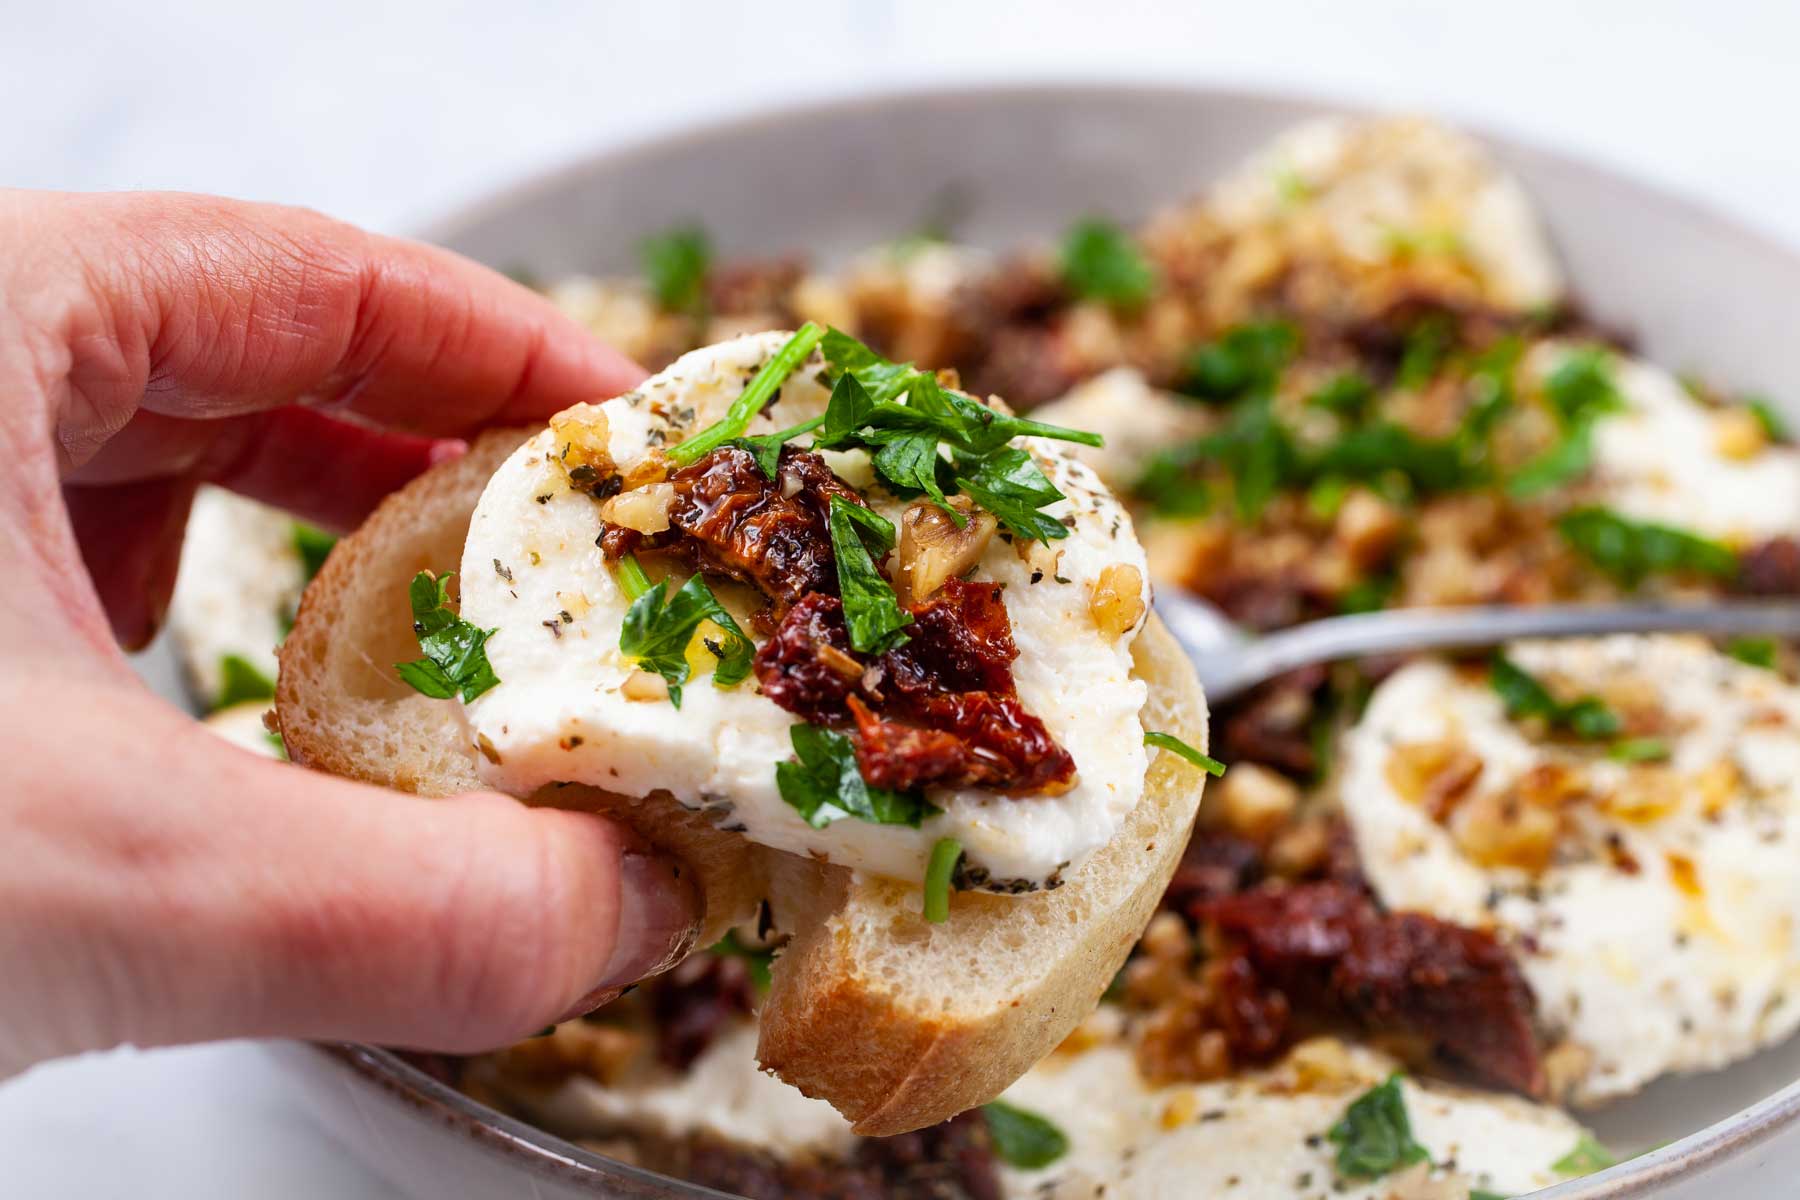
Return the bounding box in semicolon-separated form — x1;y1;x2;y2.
276;426;1210;1133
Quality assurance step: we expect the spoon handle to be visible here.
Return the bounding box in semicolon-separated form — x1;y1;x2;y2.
1181;602;1800;703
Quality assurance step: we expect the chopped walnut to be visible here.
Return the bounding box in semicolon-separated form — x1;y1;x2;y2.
1089;562;1147;639
1210;762;1301;843
600;482;675;535
550;404;617;491
622;670;671;703
487;1019;647;1087
1385;738;1484;819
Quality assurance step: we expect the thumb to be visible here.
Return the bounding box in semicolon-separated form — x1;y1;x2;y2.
6;685;702;1067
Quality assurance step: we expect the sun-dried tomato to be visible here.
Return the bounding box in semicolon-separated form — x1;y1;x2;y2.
755;585;1076;794
602;446;863;617
1200;881;1544;1096
644;952;756;1070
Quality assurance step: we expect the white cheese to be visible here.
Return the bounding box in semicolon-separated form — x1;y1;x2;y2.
167;486;306;705
1342;636;1800;1104
1525;343;1800;544
458;332;1153;885
1029;367;1211;493
527;1016;1589;1199
1211;115;1565;312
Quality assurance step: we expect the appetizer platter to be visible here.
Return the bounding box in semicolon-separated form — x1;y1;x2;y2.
151;85;1800;1199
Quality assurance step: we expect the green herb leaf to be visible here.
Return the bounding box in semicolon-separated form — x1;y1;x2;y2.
395;573;500;702
982;1099;1070;1168
1396;315;1453;391
1337;573;1396;615
775;724;935;828
291;522;338;583
1469;1191;1510;1200
730;415;823;479
1327;1073;1432;1180
1727;636;1778;669
1556;507;1738;588
638;224;712;315
1608;737;1670;763
1490;655;1620;740
1508;421;1596;497
923;836;963;924
827;496;912;654
1552;1134;1616;1176
1746;397;1789;442
216;653;276;710
710;930;774;992
1144;730;1226;776
1180;321;1297;401
1310;421;1475;495
956;446;1071;543
1307;371;1375;417
669;323;825;466
870;432;963;522
1059;217;1156;308
618;570;754;707
1543;349;1626;428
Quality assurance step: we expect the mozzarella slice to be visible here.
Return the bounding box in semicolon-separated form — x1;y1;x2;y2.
1342;635;1800;1103
458;332;1153;886
1519;342;1800;544
518;1015;1591;1199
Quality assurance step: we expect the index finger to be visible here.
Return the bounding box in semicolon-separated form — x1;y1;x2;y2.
26;190;645;450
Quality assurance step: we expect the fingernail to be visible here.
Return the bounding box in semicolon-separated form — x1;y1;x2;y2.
427;438;469;466
556;849;701;1023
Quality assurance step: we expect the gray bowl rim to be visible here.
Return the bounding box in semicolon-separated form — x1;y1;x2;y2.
320;78;1800;1199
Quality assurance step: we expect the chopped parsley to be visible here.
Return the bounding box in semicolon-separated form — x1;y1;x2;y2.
1747;396;1789;442
1396;315;1453;391
775;724;935;829
394;572;501;702
1490;655;1620;740
1337;573;1396;615
215;653;276;710
668;323;826;466
1326;1073;1431;1180
1608;737;1670;763
1059;217;1156;308
1469;1192;1509;1200
1508;348;1625;497
1556;506;1737;588
922;836;963;924
981;1099;1069;1168
730;414;823;478
792;329;1098;538
617;562;754;707
291;521;337;582
638;223;712;315
1144;730;1226;776
1180;320;1297;402
954;446;1070;542
827;496;912;654
710;930;774;992
1306;370;1375;418
1552;1134;1616;1176
1727;636;1778;669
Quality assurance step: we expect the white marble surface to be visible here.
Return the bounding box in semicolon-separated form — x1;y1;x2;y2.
6;1;1800;1195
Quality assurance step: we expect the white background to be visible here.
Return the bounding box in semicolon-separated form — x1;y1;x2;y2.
4;1;1796;1195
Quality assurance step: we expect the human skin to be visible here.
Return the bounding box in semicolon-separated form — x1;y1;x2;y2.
0;190;701;1077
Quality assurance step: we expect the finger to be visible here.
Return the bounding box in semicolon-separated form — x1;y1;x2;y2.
61;476;198;651
9;686;702;1063
39;191;645;463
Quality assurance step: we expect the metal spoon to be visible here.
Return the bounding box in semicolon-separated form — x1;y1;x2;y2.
1154;590;1800;704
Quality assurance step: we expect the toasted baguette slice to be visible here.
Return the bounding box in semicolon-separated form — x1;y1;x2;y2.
276;426;1210;1135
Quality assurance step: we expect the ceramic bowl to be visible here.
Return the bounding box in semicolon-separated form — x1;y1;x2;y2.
151;82;1800;1199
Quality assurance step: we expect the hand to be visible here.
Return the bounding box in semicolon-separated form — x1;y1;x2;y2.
0;190;701;1076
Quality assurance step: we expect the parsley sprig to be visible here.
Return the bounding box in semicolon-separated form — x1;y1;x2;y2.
1059;217;1157;308
1144;730;1226;775
1556;506;1737;588
1508;348;1625;498
638;224;712;316
982;1099;1069;1168
827;496;913;654
668;323;826;467
616;556;754;708
775;724;936;829
395;572;501;702
922;836;963;924
1490;655;1620;740
1327;1073;1431;1180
